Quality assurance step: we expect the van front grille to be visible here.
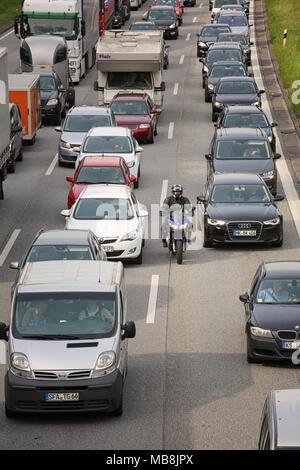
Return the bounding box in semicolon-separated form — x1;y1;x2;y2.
34;370;92;380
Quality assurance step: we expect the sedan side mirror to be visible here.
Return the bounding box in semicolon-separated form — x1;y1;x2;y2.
205;153;213;160
199;58;204;63
60;209;71;217
271;122;278;127
55;126;62;132
239;293;250;303
9;261;20;270
273;194;284;201
139;209;148;217
121;321;136;340
151;109;158;114
274;153;281;159
136;146;143;153
250;41;254;46
197;195;206;204
259;89;265;94
0;322;8;341
66;176;74;183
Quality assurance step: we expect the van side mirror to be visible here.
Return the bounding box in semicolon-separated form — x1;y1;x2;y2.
0;322;8;341
239;293;250;303
121;321;136;340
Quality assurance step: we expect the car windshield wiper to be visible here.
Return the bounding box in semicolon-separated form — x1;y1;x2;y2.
21;334;81;340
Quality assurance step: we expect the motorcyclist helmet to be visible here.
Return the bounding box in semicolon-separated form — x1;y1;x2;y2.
172;184;183;200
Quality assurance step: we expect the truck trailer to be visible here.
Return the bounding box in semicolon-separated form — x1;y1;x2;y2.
94;30;165;112
14;0;99;84
0;48;10;200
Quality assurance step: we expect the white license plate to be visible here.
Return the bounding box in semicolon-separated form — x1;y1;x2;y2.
233;230;256;237
283;341;300;350
103;246;114;252
45;393;79;401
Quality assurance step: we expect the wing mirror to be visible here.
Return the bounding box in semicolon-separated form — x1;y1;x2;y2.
130;176;136;183
121;321;136;340
274;153;281;159
273;194;284;201
136;146;143;153
60;209;71;217
197;195;206;204
259;89;265;94
0;322;8;341
55;126;62;132
66;176;74;183
9;261;20;270
239;293;250;303
271;122;278;127
205;153;213;160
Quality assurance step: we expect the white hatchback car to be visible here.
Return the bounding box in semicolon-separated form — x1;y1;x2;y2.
74;127;143;188
61;185;148;263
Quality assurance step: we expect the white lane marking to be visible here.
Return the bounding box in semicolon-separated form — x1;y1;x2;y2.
173;82;179;95
179;54;185;64
0;342;6;365
45;153;58;176
146;275;159;324
193;16;197;22
199;3;203;8
250;4;300;239
0;29;13;41
187;205;203;251
168;122;174;139
0;229;21;267
186;33;191;41
160;179;169;207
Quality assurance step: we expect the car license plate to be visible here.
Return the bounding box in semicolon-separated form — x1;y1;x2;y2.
283;341;300;350
103;246;114;252
45;393;79;401
233;230;256;237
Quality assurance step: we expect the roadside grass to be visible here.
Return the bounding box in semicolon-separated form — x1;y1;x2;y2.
265;0;300;123
0;0;21;31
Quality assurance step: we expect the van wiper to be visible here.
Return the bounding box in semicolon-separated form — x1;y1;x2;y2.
22;334;81;340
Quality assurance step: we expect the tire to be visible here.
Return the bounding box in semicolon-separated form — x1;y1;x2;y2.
205;88;211;103
135;247;143;264
246;336;260;364
272;237;283;247
202;77;205;88
5;406;19;419
203;230;213;248
16;147;23;162
7;160;15;173
149;130;154;144
134;177;139;189
154;124;158;136
58;156;65;167
175;240;183;264
212;111;218;122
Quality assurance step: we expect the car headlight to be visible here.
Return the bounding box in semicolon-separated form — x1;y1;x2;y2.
127;161;135;168
92;351;116;378
208;84;214;91
261;170;274;180
139;124;150;129
47;98;58;106
268;136;273;143
169;23;176;29
264;217;280;226
203;65;209;73
198;41;207;47
10;353;34;379
120;229;139;241
60;140;72;149
251;101;259;106
250;326;273;338
207;218;226;226
214;101;223;107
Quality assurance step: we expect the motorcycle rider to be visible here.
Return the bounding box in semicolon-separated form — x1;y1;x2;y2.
161;184;194;247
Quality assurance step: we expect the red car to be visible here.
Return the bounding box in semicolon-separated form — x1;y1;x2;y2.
66;156;136;208
151;0;184;24
110;93;158;144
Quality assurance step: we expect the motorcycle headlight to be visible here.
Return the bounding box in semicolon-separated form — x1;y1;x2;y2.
250;326;273;338
47;99;58;106
10;353;34;379
60;140;72;149
207;218;226;226
92;351;116;378
261;170;274;180
264;217;280;226
120;229;139;241
139;124;150;129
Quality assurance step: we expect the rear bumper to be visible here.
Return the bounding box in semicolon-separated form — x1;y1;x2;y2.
5;369;123;414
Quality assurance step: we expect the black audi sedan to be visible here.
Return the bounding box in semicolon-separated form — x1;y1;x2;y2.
196;23;231;57
204;60;248;102
143;6;180;39
211;76;265;121
197;173;284;248
216;105;278;151
239;261;300;363
217;32;253;65
199;43;245;87
206;127;281;194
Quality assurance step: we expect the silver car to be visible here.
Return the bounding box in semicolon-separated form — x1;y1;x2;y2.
55;106;116;166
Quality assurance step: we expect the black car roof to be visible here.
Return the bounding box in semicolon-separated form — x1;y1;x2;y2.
33;229;92;246
263;262;300;279
215;127;268;140
225;105;265;114
210;60;245;67
219;10;247;16
217;76;254;82
209;43;241;50
212;173;264;185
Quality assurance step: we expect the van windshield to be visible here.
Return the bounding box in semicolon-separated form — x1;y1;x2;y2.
13;292;116;339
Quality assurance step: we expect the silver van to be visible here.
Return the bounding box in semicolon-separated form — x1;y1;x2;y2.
0;260;136;418
258;389;300;450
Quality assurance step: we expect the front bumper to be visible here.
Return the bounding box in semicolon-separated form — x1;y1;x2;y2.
5;368;123;414
205;221;282;245
41;104;59;119
160;28;177;38
59;146;79;164
101;237;142;260
247;332;297;362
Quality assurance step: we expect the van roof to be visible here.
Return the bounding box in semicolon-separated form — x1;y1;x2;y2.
271;389;300;449
18;260;123;293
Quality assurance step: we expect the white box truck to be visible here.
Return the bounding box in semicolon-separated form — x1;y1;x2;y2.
14;0;99;84
0;48;10;200
94;30;165;112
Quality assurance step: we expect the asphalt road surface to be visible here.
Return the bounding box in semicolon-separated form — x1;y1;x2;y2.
0;0;300;450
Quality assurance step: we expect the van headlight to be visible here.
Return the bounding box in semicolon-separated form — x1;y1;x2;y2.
47;99;58;106
92;351;116;378
250;327;272;338
10;353;34;379
120;229;139;241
